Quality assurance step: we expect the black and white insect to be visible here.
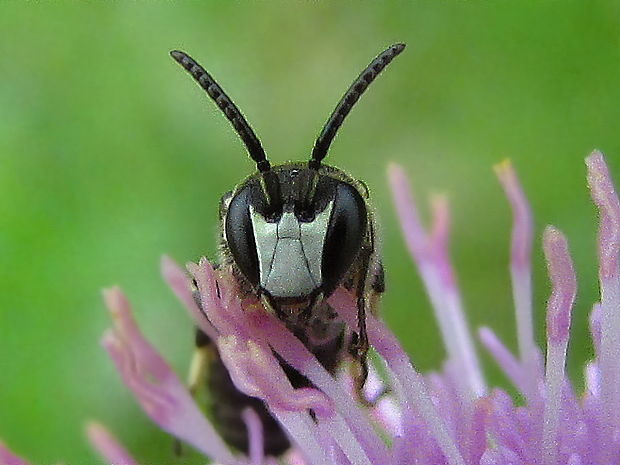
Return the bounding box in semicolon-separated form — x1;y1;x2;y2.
170;43;405;455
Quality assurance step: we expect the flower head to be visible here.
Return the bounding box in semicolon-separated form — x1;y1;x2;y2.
2;151;619;465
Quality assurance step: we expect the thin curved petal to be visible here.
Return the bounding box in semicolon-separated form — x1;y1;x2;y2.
102;287;237;464
86;422;139;465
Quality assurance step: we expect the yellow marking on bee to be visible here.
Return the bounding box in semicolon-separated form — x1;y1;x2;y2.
187;346;211;395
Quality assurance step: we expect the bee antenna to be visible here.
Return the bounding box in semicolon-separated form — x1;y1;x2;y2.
309;43;406;170
170;50;271;173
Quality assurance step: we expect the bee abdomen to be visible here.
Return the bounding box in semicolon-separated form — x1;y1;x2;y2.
206;341;291;455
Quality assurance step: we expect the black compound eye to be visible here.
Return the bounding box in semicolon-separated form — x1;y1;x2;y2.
321;182;367;295
225;186;260;287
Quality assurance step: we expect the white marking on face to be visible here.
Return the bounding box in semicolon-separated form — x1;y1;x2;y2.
250;201;334;298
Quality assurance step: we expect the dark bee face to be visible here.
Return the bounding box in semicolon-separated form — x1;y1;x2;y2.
224;165;367;302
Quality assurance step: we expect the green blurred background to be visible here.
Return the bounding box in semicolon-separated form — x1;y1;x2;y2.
1;1;620;463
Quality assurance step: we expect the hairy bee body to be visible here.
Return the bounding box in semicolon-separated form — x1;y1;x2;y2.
201;163;382;453
203;163;376;452
170;43;402;456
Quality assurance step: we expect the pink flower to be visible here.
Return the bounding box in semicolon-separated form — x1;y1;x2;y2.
2;150;619;465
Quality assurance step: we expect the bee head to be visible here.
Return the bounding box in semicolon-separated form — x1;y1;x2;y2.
224;165;367;302
171;44;405;301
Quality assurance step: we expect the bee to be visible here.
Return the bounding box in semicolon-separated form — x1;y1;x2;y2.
170;43;405;455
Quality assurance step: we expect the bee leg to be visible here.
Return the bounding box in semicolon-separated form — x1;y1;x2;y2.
188;332;211;395
355;298;370;390
260;293;282;318
349;259;385;403
345;333;366;404
349;249;374;393
301;292;324;323
370;261;385;299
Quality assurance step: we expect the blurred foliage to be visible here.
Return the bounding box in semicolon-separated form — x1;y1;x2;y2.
1;1;620;463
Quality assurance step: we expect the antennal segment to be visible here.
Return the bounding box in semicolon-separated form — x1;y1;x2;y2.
310;43;406;169
170;50;270;172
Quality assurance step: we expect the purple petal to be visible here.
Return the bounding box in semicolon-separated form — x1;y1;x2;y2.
428;194;455;289
86;422;139;465
388;163;485;399
486;389;530;461
372;396;403;438
103;287;170;381
161;255;218;340
101;287;237;464
480;446;524;465
187;260;379;463
585;361;601;397
241;408;264;465
495;160;540;400
586;150;620;454
329;288;467;465
249;305;390;464
542;341;569;464
317;415;373;465
271;410;330;465
188;267;334;418
542;226;576;465
340;360;403;436
466;397;492;465
478;326;528;396
495;159;533;272
586;150;620;282
284;449;310;465
218;336;333;417
187;259;250;338
543;226;577;345
361;363;387;404
387;162;428;261
0;443;31;465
